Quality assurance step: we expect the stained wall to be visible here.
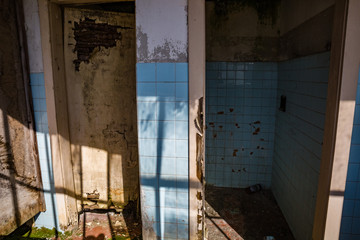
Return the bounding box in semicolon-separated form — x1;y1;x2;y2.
136;1;190;239
205;62;277;188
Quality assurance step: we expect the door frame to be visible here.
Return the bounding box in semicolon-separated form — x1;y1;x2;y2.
37;0;134;228
313;0;360;239
37;0;360;237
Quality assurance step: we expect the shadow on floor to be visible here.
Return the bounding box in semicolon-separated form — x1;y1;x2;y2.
2;207;142;240
205;185;295;240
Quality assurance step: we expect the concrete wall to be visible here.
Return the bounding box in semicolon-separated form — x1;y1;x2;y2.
136;1;190;239
136;0;188;62
205;0;334;62
63;7;138;210
272;52;330;240
23;0;59;230
205;62;277;188
205;1;280;62
279;0;335;35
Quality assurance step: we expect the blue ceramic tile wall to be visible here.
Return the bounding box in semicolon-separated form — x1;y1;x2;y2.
205;62;278;189
340;69;360;240
30;73;60;230
272;52;330;240
137;63;189;239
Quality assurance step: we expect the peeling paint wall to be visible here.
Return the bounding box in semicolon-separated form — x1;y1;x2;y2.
136;0;190;238
64;8;138;210
206;1;280;62
136;0;188;62
206;0;334;62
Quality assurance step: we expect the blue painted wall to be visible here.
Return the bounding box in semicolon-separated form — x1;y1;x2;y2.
339;70;360;240
137;63;189;239
205;62;278;188
272;52;330;240
30;73;60;231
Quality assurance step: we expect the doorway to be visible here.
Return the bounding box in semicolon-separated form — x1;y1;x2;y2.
40;2;141;238
204;1;333;239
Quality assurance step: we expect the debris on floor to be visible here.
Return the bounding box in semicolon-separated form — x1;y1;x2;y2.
205;186;294;240
6;210;142;240
70;210;142;240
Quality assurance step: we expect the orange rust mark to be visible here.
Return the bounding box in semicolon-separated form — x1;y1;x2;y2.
233;149;238;156
260;138;265;141
197;215;202;224
253;127;260;135
209;122;214;125
196;134;203;183
196;192;202;200
253;121;261;124
229;108;234;112
219;125;223;129
217;111;224;115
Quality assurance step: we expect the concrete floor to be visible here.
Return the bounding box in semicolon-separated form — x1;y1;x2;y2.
205;186;295;240
70;210;142;240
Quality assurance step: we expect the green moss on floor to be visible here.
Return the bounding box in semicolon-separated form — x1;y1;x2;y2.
20;227;72;240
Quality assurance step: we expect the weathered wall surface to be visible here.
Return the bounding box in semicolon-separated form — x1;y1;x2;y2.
206;0;334;62
136;0;190;239
0;0;44;235
279;0;335;35
206;1;280;62
278;5;334;60
64;8;138;209
136;0;188;62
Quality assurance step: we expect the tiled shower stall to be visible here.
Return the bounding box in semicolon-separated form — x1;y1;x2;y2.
205;53;330;239
205;62;278;188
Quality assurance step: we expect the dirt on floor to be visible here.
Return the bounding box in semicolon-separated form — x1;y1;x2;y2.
205;185;295;240
5;209;142;240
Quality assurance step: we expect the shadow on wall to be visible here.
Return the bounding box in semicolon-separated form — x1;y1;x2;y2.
0;3;142;239
136;62;190;239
